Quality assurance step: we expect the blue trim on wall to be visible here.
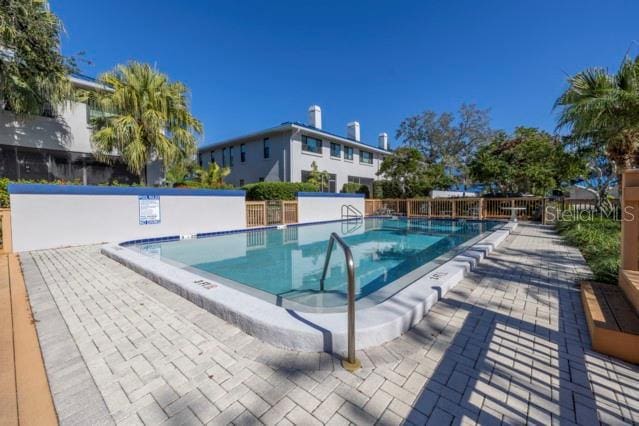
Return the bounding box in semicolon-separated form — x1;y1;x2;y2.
8;183;246;197
296;191;365;198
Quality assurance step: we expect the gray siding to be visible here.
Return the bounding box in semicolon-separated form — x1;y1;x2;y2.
199;131;291;187
289;131;384;192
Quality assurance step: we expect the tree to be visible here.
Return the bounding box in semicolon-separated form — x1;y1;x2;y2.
0;0;73;114
82;62;203;184
570;147;617;212
194;162;231;189
555;55;639;180
468;127;582;196
377;147;454;198
396;104;494;192
164;158;197;187
305;161;330;191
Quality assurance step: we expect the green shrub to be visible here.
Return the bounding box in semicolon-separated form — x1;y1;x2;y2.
0;178;10;208
243;181;319;201
372;181;384;199
341;182;370;198
373;180;403;199
556;216;620;284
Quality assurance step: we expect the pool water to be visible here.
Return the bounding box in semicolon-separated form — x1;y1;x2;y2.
130;218;503;310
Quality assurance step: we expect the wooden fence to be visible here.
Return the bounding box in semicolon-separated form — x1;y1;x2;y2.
0;209;11;254
247;196;616;227
246;201;298;227
366;197;548;221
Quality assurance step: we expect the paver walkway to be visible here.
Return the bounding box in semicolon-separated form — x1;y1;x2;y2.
23;224;639;425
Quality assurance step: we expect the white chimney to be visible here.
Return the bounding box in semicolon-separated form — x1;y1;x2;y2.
378;132;389;150
308;105;322;129
347;121;360;142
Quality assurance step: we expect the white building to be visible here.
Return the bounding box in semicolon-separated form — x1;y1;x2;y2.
198;105;390;192
0;74;162;185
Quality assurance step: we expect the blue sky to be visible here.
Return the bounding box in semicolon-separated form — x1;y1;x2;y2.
53;0;638;149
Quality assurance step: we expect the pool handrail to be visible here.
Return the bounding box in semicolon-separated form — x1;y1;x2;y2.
341;204;363;220
319;232;361;371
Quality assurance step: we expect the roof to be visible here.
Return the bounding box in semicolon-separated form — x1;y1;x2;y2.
69;73;112;92
198;121;390;154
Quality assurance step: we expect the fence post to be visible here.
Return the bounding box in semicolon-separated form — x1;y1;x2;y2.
427;199;432;218
451;200;456;218
478;198;484;220
621;170;639;271
0;209;12;254
262;202;267;226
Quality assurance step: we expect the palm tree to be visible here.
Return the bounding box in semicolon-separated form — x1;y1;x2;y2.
83;62;203;184
555;55;639;177
0;0;72;115
195;162;231;189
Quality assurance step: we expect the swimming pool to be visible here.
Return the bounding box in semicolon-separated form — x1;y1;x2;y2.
125;218;503;312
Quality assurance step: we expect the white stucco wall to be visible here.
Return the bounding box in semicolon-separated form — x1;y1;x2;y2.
10;184;246;252
297;194;366;223
0;102;93;153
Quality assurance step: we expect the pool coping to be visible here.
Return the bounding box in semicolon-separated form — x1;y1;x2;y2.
101;220;517;354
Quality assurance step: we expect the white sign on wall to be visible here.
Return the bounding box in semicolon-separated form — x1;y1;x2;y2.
139;195;161;225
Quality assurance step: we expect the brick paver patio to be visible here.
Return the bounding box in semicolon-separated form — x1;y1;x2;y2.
22;224;639;425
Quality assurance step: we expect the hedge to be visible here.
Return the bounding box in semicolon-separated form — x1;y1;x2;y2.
243;181;318;201
341;182;370;198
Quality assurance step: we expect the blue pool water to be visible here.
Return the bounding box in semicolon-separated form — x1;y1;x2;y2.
130;218;503;310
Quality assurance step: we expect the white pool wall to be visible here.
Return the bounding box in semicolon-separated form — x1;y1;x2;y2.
9;184;247;252
297;192;365;223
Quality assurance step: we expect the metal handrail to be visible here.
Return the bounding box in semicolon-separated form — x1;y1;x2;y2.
341;204;363;219
319;232;361;371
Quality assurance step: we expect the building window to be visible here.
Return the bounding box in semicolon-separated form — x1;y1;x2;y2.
302;135;322;154
239;179;245;186
240;144;246;162
263;138;270;159
222;147;227;166
360;150;373;164
344;146;354;161
259;177;265;182
229;146;234;166
198;153;202;167
210;151;215;164
330;142;341;158
301;170;336;192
